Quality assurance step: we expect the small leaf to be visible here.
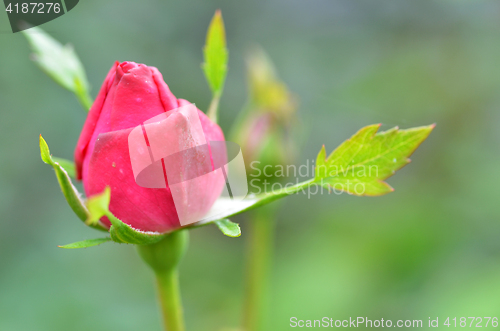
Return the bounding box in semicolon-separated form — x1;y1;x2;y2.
215;219;241;237
39;134;51;164
314;124;435;196
58;237;112;249
203;10;228;96
39;135;107;231
22;27;93;111
86;187;168;245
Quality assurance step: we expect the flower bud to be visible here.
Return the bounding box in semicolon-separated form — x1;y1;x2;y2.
75;61;225;233
233;48;298;185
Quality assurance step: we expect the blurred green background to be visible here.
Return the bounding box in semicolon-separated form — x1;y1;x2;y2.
1;0;500;330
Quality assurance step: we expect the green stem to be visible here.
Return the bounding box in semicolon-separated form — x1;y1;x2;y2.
242;205;277;331
76;90;93;111
74;77;93;111
156;269;185;331
137;230;189;331
207;91;221;123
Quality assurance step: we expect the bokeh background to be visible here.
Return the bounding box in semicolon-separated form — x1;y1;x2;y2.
1;0;500;330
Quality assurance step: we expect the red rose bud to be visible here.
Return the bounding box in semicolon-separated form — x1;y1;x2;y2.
75;61;225;233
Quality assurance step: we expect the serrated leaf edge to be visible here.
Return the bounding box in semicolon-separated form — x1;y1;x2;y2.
314;124;435;196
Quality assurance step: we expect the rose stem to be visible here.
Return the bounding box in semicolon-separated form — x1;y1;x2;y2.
156;268;185;331
242;205;278;331
137;230;189;331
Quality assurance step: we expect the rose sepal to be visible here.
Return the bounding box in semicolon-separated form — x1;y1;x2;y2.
58;237;112;249
85;187;170;245
39;135;107;232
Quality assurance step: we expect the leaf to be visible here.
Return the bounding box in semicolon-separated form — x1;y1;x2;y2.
203;10;228;96
39;135;107;231
314;124;435;196
22;27;93;110
192;124;433;227
203;10;228;123
86;187;168;245
58;237;112;249
215;219;241;237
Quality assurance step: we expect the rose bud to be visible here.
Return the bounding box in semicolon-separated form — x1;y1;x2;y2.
75;61;225;233
233;48;298;186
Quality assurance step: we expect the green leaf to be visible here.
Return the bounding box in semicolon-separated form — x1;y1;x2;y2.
192;124;433;227
203;10;228;95
86;187;168;245
39;135;107;231
215;219;241;237
58;237;112;249
22;27;93;111
314;124;435;196
203;10;228;123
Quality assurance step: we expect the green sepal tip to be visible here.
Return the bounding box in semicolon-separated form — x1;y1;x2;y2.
58;237;112;249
